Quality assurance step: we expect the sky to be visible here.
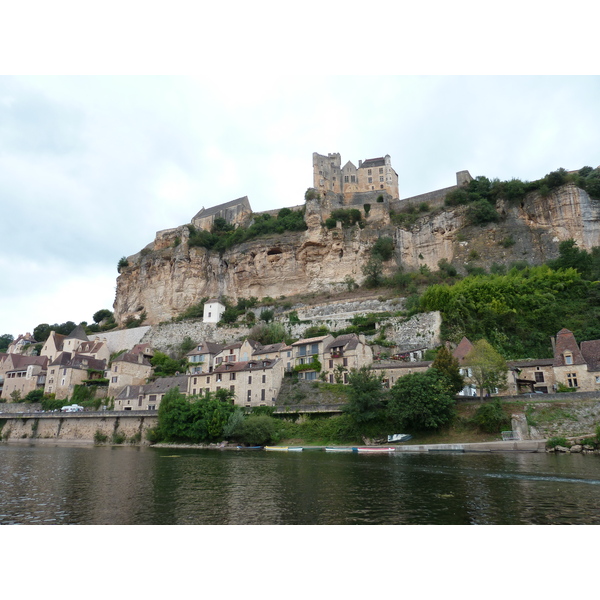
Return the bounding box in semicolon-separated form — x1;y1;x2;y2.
1;2;599;339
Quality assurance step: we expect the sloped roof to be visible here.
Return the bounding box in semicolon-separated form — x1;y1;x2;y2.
213;358;280;374
326;334;360;352
291;335;330;346
581;339;600;371
252;342;286;355
113;351;152;367
507;358;554;369
49;352;73;367
453;337;474;364
553;328;586;367
67;355;106;371
66;325;89;342
78;341;106;356
372;360;433;371
192;196;250;222
360;157;386;169
144;375;188;395
186;341;224;357
6;354;48;371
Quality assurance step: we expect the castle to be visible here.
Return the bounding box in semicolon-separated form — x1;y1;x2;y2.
312;152;399;199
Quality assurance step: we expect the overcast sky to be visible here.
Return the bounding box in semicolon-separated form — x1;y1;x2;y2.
1;3;599;339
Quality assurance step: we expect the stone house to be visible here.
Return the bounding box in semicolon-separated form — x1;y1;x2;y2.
108;351;153;397
0;355;48;400
61;325;90;355
507;358;555;394
322;334;373;384
552;328;600;392
291;335;335;381
214;339;260;365
191;196;252;232
203;300;226;324
114;375;188;411
372;360;433;389
40;331;67;363
45;353;107;400
186;341;224;374
189;358;284;407
7;332;38;355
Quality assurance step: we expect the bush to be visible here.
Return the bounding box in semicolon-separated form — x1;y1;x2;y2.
24;389;44;403
471;400;510;433
325;208;362;229
237;415;279;446
546;436;569;448
117;257;129;271
94;430;108;444
466;200;500;226
372;237;394;261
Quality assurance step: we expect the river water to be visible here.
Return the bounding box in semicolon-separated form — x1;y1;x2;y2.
1;444;600;525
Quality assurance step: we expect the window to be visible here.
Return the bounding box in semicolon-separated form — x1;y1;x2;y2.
379;168;383;174
596;376;600;384
247;390;252;401
565;354;573;365
261;389;266;401
138;398;142;407
111;376;118;383
329;360;333;369
329;374;334;383
193;378;197;385
248;375;252;384
368;177;373;183
305;371;317;381
343;358;348;367
344;175;349;182
311;343;318;355
230;385;235;393
368;169;372;175
534;372;544;382
351;175;355;183
379;176;384;182
567;373;578;388
206;377;210;383
230;372;236;381
299;346;306;356
262;375;266;384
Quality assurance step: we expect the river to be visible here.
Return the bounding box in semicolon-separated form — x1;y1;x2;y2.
1;444;600;525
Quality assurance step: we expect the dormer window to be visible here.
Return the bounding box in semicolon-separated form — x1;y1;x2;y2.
564;353;573;365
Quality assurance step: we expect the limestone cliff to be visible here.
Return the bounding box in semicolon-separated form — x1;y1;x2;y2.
114;184;600;326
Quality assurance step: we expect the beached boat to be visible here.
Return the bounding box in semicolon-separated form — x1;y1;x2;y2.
236;446;263;450
355;447;396;453
264;446;289;451
325;447;355;452
287;447;303;452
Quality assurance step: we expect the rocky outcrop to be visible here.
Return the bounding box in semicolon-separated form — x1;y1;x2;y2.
114;184;600;325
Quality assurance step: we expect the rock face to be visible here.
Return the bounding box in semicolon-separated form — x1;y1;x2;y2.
114;185;600;326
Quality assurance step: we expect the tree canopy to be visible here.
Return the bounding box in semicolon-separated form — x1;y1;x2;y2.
343;366;385;425
464;339;508;399
431;345;464;394
387;369;456;431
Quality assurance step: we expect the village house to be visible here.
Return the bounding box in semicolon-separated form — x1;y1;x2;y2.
191;196;252;232
0;354;48;400
203;299;226;324
7;333;38;356
107;350;153;397
186;341;224;374
40;331;67;363
188;358;284;407
291;335;335;381
114;375;188;411
552;328;600;392
507;358;555;394
214;339;260;365
45;353;106;400
372;359;432;389
322;334;373;384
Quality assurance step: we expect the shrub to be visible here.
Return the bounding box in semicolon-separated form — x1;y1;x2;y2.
117;256;129;271
94;430;108;444
472;400;510;433
499;236;516;248
305;188;320;201
466;200;500;226
372;237;394;261
112;431;127;444
237;415;279;446
546;436;569;448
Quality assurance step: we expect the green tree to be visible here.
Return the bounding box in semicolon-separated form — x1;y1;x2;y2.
464;339;508;399
431;345;464;394
362;257;384;288
260;309;275;323
372;237;394;261
547;239;592;278
93;309;113;324
0;333;13;352
343;366;385;425
151;352;187;377
387;369;456;430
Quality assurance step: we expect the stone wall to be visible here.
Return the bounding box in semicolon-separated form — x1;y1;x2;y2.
0;413;158;444
89;326;151;354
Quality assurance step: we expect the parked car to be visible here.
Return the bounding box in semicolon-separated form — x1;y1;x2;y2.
61;404;84;412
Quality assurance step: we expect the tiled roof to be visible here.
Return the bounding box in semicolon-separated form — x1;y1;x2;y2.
113;351;152;367
144;375;188;395
453;337;474;364
192;196;250;222
213;359;280;374
6;354;48;371
291;335;329;346
186;341;224;357
325;334;360;352
581;339;600;371
65;325;89;342
553;328;586;367
507;358;554;368
359;157;386;169
372;360;433;370
252;342;286;355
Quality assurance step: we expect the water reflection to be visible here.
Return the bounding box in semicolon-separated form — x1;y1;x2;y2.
1;445;600;524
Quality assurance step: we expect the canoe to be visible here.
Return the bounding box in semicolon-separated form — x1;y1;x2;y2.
265;446;289;451
287;447;303;452
325;447;355;453
355;447;396;453
236;446;263;450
